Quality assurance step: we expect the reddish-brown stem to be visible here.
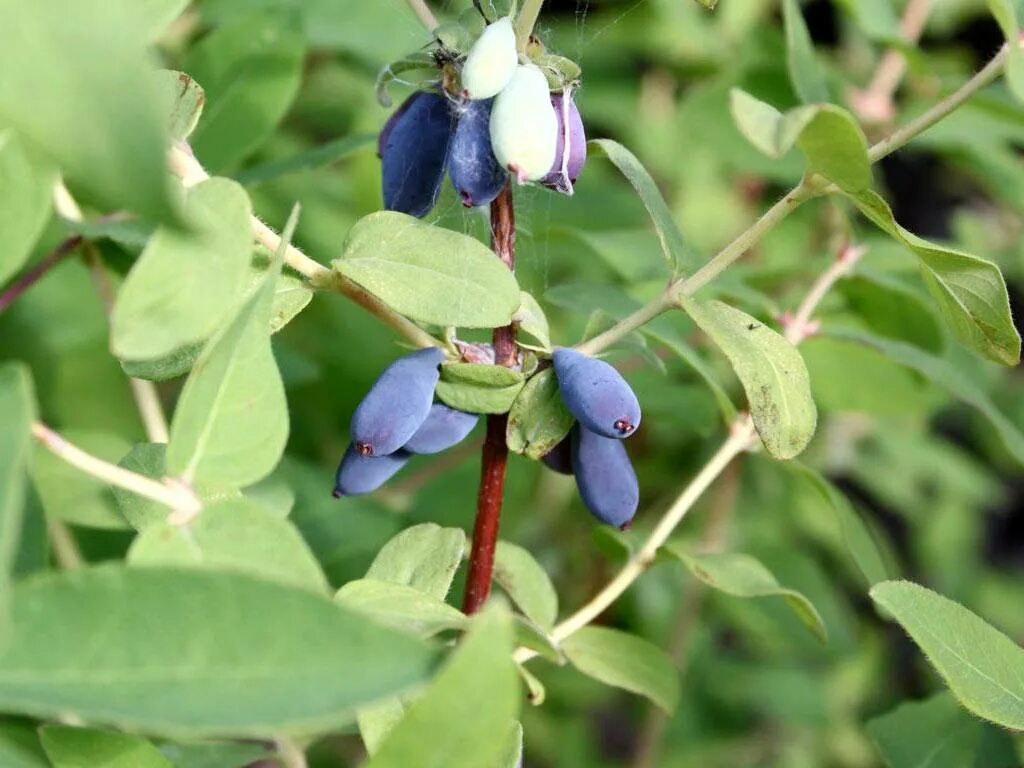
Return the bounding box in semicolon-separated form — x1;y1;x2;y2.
0;235;83;315
463;184;516;614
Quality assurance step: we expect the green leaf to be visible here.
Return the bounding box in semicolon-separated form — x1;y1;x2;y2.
834;0;900;39
664;547;828;643
120;344;203;383
0;364;36;626
30;430;132;530
729;92;870;191
366;605;519;768
40;726;172;768
867;693;987;768
679;298;817;459
154;71;205;142
435;363;525;415
184;15;306;172
870;580;1024;730
513;292;552;352
335;579;468;638
837;271;944;353
112;443;236;532
250;251;315;333
589;140;699;275
0;2;178;224
826;327;1024;468
496;721;525;768
0;132;55;285
234;133;375;187
112;178;254;361
366;524;467;600
375;53;439;106
156;740;271;768
988;0;1024;104
0;720;48;768
848;189;1021;366
563;627;679;713
493;541;558;631
128;499;329;594
514;616;565;665
166;250;289;487
117;0;191;41
334;212;520;329
506;368;575;460
782;0;829;103
0;565;436;736
790;462;890;588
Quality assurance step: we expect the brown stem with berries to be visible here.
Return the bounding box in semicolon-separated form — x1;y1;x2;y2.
463;183;516;615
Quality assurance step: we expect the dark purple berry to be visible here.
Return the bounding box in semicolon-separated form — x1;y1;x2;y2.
381;91;455;218
448;98;508;207
334;444;411;497
540;436;573;475
552;347;641;439
403;403;479;454
351;347;445;457
541;92;586;193
571;425;638;529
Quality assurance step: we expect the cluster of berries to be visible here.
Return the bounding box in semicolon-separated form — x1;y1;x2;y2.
380;16;586;217
334;347;642;531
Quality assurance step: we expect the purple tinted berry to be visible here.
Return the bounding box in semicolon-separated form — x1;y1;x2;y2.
541;92;587;193
571;425;638;529
552;347;641;439
351;347;445;457
334;444;411;497
541;436;573;475
403;403;479;454
448;98;508;207
381;91;455;218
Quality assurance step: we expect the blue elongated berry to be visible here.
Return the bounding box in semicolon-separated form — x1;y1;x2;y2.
571;425;638;529
403;403;479;454
351;347;445;456
381;91;455;218
552;347;641;438
333;444;411;497
541;92;587;193
541;436;573;475
448;98;508;207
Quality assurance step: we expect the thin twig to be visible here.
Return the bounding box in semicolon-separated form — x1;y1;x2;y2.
46;519;84;571
515;0;546;51
277;737;308;768
167;144;441;351
0;236;83;315
405;0;439;32
463;183;517;615
31;422;200;515
850;0;933;124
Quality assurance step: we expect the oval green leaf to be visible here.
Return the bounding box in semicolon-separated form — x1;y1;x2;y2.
493;541;558;631
365;524;467;600
505;368;575;460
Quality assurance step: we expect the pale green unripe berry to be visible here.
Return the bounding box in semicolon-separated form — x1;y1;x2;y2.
489;64;558;183
461;17;517;100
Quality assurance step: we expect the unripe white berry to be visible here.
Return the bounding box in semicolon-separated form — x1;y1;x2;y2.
461;17;518;100
489;64;558;183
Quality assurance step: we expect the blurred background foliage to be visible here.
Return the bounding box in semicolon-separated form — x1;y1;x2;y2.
1;0;1023;766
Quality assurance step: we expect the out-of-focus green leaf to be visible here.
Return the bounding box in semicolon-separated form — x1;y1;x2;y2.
154;71;205;143
0;132;55;286
513;292;551;352
334;212;521;329
112;178;253;361
0;364;35;627
118;0;191;41
0;566;437;735
30;430;132;530
128;498;329;593
234;133;375;186
0;720;48;767
837;271;944;353
493;541;558;631
680;298;817;459
435;364;524;415
335;579;468;637
506;368;574;460
563;627;679;713
589;140;700;275
166;249;289;487
365;605;519;768
365;523;466;600
782;0;829;103
988;0;1024;104
848;189;1021;366
0;2;178;224
156;741;271;768
834;0;900;39
663;546;827;643
120;344;203;383
827;327;1024;468
867;693;987;768
40;726;172;768
185;15;306;172
871;580;1024;730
